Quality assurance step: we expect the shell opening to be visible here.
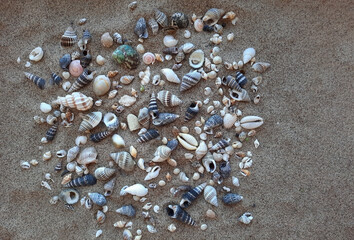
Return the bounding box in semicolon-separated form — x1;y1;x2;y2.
69;192;76;200
209;162;216;172
166;206;174;216
180;199;190;208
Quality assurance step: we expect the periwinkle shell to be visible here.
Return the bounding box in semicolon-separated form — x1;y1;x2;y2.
88;192;107;206
222;193;243;205
112;45;140;69
170;12;189;28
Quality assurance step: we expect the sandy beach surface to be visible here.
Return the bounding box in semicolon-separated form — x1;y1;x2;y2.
0;0;353;239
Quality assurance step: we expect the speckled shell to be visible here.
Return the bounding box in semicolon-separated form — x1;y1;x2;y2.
204;185;218;207
210;139;229;151
52;92;93;111
157;90;182;107
152;145;172;162
116;205;136;217
171;12;189;28
77;147;98;165
222;193;243;205
220;161;231;179
79;50;92;68
155;9;169;28
175;51;185;63
180;182;207;208
59;54;71;70
61;26;77;47
152;113;179;126
148;18;159;35
202;8;225;26
112;45;140;70
138;107;150;128
148;92;159;119
166;204;196;226
24;72;46;89
202;152;216;173
222;75;242;92
189;49;204;69
69;69;95;93
46;122;58;141
78;112;102;132
110;151;135;171
204;114;223;131
252;62;271;73
90;130;112;143
94;167;116;181
134;17;148;39
137;129;159;143
180;71;201;92
50;72;63;85
63;174;97;187
59;189;79;204
184;102;200;121
88;192;107;206
235;72;247;88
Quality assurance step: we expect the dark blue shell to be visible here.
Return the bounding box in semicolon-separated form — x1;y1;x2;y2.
64;174;97;188
179;183;206;208
222;193;243;205
220;161;231;179
59;53;71;70
46;123;58;141
50;73;63;85
166;138;178;151
166;204;196;226
90;131;111;143
137;129;159;143
235;72;247;88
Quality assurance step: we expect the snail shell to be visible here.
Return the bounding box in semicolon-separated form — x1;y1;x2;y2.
63;174;97;188
148;92;159;119
137;129;159;143
112;44;140;70
204;185;218;207
113;32;123;44
163;35;178;47
229;89;251;102
161;68;180;83
123;183;148;197
195;140;208;160
189;49;205;69
101;32;113;48
154;9;169;28
222;193;243;205
166;138;178;151
235;72;247;88
204;114;223;132
78;111;102;132
252;62;271;73
239;212;253;224
166;204;196;226
67;146;80;162
45;123;58;141
50;72;62;86
94;167;116;181
220;161;231;179
52;92;93;111
144;166;161;180
202;152;216;173
184;101;200;121
202;8;225;26
223;113;237;129
210;138;230;151
180;71;201;92
61;26;77;47
120;75;135;85
24;72;46;89
180;182;207;208
152;112;179;126
163;47;178;55
93;75;111;96
152;145;172;162
103;112;119;130
134;17;148;39
138;107;150;128
194;19;203;32
79;50;92;68
59;189;79;204
157;90;182;107
148;18;159;35
69;60;83;77
243;48;256;64
142;52;156;65
175;51;185;63
110;151;135;171
181;42;195;54
116;205;136;217
96;210;106;224
104;177;116;196
222;75;242;92
170;12;189;28
88;192;107;206
77;147;98;166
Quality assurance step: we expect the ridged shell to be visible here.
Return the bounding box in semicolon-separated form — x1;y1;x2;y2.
202;152;216;173
45;123;58;141
166;204;196;226
134;17;148;39
161;68;180;84
137;129;159;143
103;112;119;130
77;147;98;165
138;107;150;128
204;185;218;207
110;151;135;171
229;89;251;102
210;139;230;151
243;48;255;64
155;9;169;28
50;72;63;85
195;140;207;160
78;111;102;132
180;182;207;208
240;116;264;129
252;62;271;73
157;90;182;107
116;205;136;217
88;192;107;206
148;92;159;119
148;18;159;35
171;12;189;28
79;50;92;68
93;75;111;96
235;72;247;88
152;145;172;162
94;167;116;181
59;54;71;70
204;114;223;131
222;193;243;205
143;52;155;65
180;71;201;92
52;92;93;111
202;8;225;26
59;189;79;204
24;72;46;89
222;75;242;92
124;184;148;197
184;101;200;121
67;146;80;162
90;130;112;143
189;49;204;69
152;113;179;126
63;174;97;187
61;26;77;47
104;177;116;196
120;75;135;85
144;166;161;180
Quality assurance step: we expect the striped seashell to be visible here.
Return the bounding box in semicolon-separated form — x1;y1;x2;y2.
103;112;119;130
104;177;116;196
120;75;135;85
210;138;230;151
172;63;182;71
184;101;200;121
113;32;123;44
155;9;168;28
235;72;247;88
180;71;201;92
24;72;46;89
63;174;97;187
162;47;178;55
90;130;112;143
152;112;179;126
180;182;207;208
175;51;185;63
157;90;182;107
116;205;136;217
54;161;63;172
252;62;271;73
222;193;243;205
170;12;189;29
204;185;218;207
77;147;98;165
137;129;159;143
61;26;77;47
110;151;135;171
204;114;223;132
138;107;150;128
148;18;159;35
143;52;155;65
59;54;71;70
46;122;58;141
202;152;216;173
220;161;231;179
94;167;116;181
88;192;107;206
68;69;95;93
50;73;63;85
152;145;172;162
148;92;159;119
78;111;102;132
202;8;225;26
222;75;242;92
79;50;92;68
52;92;93;111
166;204;196;226
229;89;251;102
134;17;148;39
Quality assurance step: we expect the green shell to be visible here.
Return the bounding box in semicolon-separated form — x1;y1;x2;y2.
112;45;140;69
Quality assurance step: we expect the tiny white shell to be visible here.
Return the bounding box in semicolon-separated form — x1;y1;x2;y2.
204;87;212;95
163;35;178;47
153;205;160;213
43;151;52;161
173;168;180;175
165;54;172;61
56;150;67;158
136;44;145;54
20;161;30;169
254;139;260;148
25;61;31;67
40;102;52;113
29;47;44;62
62;72;70;79
243;48;256;64
62;81;71;91
213;56;222;65
168;224;176;232
200;224;208;231
95;99;103;107
112;134;125;148
137;158;146;170
158;180;166;186
96;55;106;65
232;176;240;187
30;159;38;166
192;172;200;180
75;136;87;146
227;33;234;41
96;229;103;238
184;30;191;38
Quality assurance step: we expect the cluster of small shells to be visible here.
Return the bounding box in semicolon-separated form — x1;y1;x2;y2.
20;3;271;238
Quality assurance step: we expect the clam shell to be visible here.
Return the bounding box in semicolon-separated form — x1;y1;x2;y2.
88;192;107;206
103;112;119;130
166;204;196;226
142;52;155;65
184;101;200;121
204;114;223;132
78;112;102;132
252;62;271;73
195;140;208;160
189;49;204;69
24;72;46;89
152;145;172;162
94;167;116;181
157;90;182;107
154;9;168;28
104;177;116;196
202;152;216;173
93;75;111;96
53;92;93;111
163;35;178;47
243;48;256;64
77;147;98;165
116;205;136;217
161;68;180;84
90;130;112;143
222;193;243;205
180;182;207;208
204;185;218;207
180;71;201;92
120;75;135;85
148;18;159;35
124;183;148;197
202;8;225;26
240;116;264;129
138;107;150;128
144;166;161;180
63;174;97;187
137;129;159;143
59;189;79;204
67;146;80;162
152;112;179;126
171;12;189;28
134;17;148;39
110;151;135;171
119;95;136;107
61;26;77;47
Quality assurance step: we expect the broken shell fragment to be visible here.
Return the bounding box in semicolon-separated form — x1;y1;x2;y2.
119;95;136;107
29;47;44;62
116;204;136;217
239;212;253;224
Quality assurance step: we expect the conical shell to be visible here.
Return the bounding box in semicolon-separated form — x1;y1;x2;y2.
78;112;102;132
104;177;116;196
52;92;93;111
222;193;243;205
184;101;200;121
134;17;148;39
67;146;80;162
204;115;223;131
88;192;107;206
252;62;271;73
148;18;159;35
68;69;95;93
103;112;119;130
189;49;204;69
240;116;264;129
229;89;251;102
152;145;172;162
235;72;247;88
220;161;231;179
61;26;77;47
148;92;159;119
155;9;169;28
202;8;225;26
50;72;62;85
79;50;92;68
120;75;135;85
144;166;161;180
157;90;182;107
166;138;178;151
152;112;179;126
124;183;148;197
59;188;79;204
243;48;255;64
24;72;46;89
45;123;58;141
210;139;230;151
180;182;207;208
202;152;216;173
222;75;242;92
137;129;159;143
63;174;97;188
90;130;112;143
204;185;218;207
161;68;180;84
166;204;196;226
138;107;150;128
94;167;116;181
180;71;201;92
110;151;135;171
116;205;136;217
77;147;98;165
195;140;208;160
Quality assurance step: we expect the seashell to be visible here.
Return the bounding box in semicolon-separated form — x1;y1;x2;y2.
49;73;62;86
139;66;150;85
252;76;262;86
220;161;231;179
252;62;271;73
119;75;134;85
239;212;253;224
101;32;113;48
96;55;106;66
180;182;207;208
240;116;264;129
62;81;71;91
88;192;107;206
97;210;106;224
175;51;185;63
243;48;256;64
59;189;79;204
232;176;240;187
189;49;204;69
194;19;203;32
180;71;201;92
166;138;178;151
254;139;260;148
214;24;223;34
134;17;148;39
112;134;125;148
146;225;157;234
112;44;140;70
144;166;161;181
79;50;92;68
75;166;83;176
137;158;146;170
116;205;136;217
118;95;136;107
68;60;84;77
222;193;243;205
222;11;236;21
161;68;180;84
222;75;242;92
78;111;102;132
46;123;58;141
142;52;155;65
25;61;31;67
94;167;116;181
64;174;97;187
61;26;77;47
124;183;148;197
152;112;179;126
210;138;230;151
204;114;223;132
229;89;251;102
184;30;191;38
155;9;168;27
171;12;189;28
66;146;79;162
77;147;98;165
203;8;225;26
162;47;178;55
137;129;159;143
166;204;196;226
202;152;216;173
24;72;46;89
163;35;178;47
136;44;145;54
152;145;172;162
46;115;57;125
156;90;182;107
56;150;67;159
138;107;150;128
203;24;214;32
179;171;189;182
42;151;52;161
148;18;159;35
92;75;111;96
165;54;172;61
204;185;218;207
195;140;208;160
104;177;116;196
103;112;119;130
227;32;235;41
168;224;176;232
110;151;135;171
108;89;118;99
254;94;261;104
113;32;123;44
113;220;126;228
29;47;43;62
20;161;30;169
65;162;76;172
123;229;133;239
53;92;93;111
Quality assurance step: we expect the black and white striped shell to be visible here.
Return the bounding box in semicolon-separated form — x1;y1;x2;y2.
184;102;200;121
222;75;242;92
180;182;207;208
68;69;95;93
110;151;135;171
88;192;107;206
235;71;247;88
63;174;97;187
24;72;46;89
80;50;92;68
148;92;159;119
204;114;223;131
180;71;201;92
157;90;182;107
137;129;159;143
94;167;116;181
166;138;178;151
166;204;196;226
155;9;168;28
78;111;102;132
50;72;62;85
220;161;231;179
138;107;150;128
152;113;179;126
134;17;148;39
61;26;77;47
222;193;243;205
116;205;136;217
148;18;159;35
46;122;58;141
210;138;230;151
171;12;189;28
90;130;112;143
59;53;71;70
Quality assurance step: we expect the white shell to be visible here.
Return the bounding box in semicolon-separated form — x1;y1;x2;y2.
29;47;44;62
192;172;200;181
240;116;264;129
189;49;204;69
124;183;148;197
147;225;157;233
184;30;191;38
144;166;161;181
254;139;260;148
119;95;136;107
163;35;178;47
195;140;208;160
40;102;52;113
62;81;71;91
43;151;52;161
93;75;111;96
96;229;103;238
165;54;172;61
96;55;106;65
161;68;180;84
227;33;234;41
168;224;176;232
239;212;253;224
204;185;218;207
243;48;256;64
137;158;146;170
213;56;222;65
153;205;160;213
30;159;38;166
223;113;237;129
204;87;212;96
200;224;208;231
112;134;125;148
181;42;195;54
136;44;145;54
179;172;189;182
75;136;87;146
20;161;30;169
232;176;240;187
252;76;262;85
120;75;135;85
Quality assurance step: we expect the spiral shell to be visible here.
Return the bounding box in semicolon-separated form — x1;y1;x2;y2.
137;129;159;143
152;112;179;126
180;182;207;208
148;92;159;119
161;68;180;84
195;140;208;160
59;53;71;70
138;107;150;128
180;71;202;92
229;89;251;102
202;8;225;26
204;185;218;207
110;151;135;171
77;147;98;165
252;62;271;73
104;177;116;196
166;138;178;151
101;32;113;48
61;26;77;47
155;9;168;28
24;72;46;89
88;192;107;206
50;72;62;86
124;183;148;197
96;210;105;224
189;49;204;69
59;189;79;204
134;17;148;39
116;205;136;217
162;47;178;55
166;204;196;226
184;101;200;122
90;130;112;143
204;114;223;132
148;18;159;35
94;167;116;181
194;19;203;32
68;69;95;93
157;90;182;107
235;72;247;88
222;75;242;92
210;138;230;151
113;32;123;44
144;166;161;180
119;75;135;85
152;145;172;162
78;111;102;132
52;92;93;111
112;44;140;70
143;52;155;65
103;112;119;130
46;122;58;141
171;12;189;28
67;146;80;162
93;75;111;96
222;193;243;205
202;152;216;173
63;174;97;188
174;51;184;63
243;48;255;64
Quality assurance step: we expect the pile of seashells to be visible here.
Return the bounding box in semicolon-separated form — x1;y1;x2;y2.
20;3;270;239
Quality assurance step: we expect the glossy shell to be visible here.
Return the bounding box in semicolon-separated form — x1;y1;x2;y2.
68;60;84;77
63;174;97;188
202;152;216;173
180;182;207;208
112;45;140;70
235;72;247;88
93;75;111;96
161;68;180;84
166;204;196;226
110;151;135;171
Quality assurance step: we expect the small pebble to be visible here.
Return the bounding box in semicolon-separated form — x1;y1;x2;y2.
173;168;180;175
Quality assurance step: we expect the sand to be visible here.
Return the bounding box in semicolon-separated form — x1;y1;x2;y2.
0;0;353;239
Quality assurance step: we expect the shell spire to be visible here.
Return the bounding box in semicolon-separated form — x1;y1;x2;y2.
68;69;96;93
90;130;112;143
148;92;159;119
24;72;46;89
137;129;159;143
63;174;97;188
210;138;230;151
157;90;182;107
50;72;63;86
45;122;59;141
61;26;77;47
222;75;242;92
180;182;207;208
180;71;202;92
166;204;196;226
52;92;93;111
110;151;135;172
